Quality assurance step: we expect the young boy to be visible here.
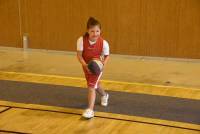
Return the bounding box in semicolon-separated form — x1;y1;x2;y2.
77;17;110;119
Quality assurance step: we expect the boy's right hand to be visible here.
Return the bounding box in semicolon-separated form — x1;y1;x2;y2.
83;63;92;74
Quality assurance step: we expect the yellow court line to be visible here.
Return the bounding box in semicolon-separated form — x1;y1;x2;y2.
0;100;199;131
0;70;199;90
0;71;200;100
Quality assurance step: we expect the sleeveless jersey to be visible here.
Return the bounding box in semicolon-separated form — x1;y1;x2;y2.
82;35;103;63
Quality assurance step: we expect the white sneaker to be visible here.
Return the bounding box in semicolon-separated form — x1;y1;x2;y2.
82;109;94;119
101;93;109;106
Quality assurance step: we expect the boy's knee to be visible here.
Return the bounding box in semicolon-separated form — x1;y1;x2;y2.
88;87;95;91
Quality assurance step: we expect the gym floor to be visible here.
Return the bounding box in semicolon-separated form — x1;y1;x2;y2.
0;46;199;134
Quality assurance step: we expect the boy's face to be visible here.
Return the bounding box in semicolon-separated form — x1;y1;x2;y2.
88;25;101;42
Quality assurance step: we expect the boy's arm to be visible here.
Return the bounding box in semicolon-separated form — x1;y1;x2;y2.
77;51;91;73
102;55;109;66
77;51;87;67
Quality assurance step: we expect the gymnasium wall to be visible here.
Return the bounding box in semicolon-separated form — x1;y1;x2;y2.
0;0;200;59
0;0;21;47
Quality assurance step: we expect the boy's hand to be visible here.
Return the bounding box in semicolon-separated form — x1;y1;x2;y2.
83;63;92;74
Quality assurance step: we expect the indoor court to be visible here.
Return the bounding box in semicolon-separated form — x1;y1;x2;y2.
0;0;200;134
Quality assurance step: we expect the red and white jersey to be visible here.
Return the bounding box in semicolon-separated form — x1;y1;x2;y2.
77;35;110;63
77;35;110;88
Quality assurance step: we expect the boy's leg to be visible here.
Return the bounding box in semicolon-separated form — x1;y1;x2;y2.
88;87;96;110
96;84;106;96
83;71;107;118
97;84;109;107
82;87;96;119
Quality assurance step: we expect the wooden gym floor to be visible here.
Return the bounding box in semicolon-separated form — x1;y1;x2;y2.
0;47;199;134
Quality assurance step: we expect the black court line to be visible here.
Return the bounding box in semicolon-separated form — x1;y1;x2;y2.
0;129;30;134
0;104;199;132
0;80;199;127
0;107;12;114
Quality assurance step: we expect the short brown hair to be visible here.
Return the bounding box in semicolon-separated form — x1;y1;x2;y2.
86;17;101;29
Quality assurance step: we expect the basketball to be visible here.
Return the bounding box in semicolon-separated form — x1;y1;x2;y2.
88;59;103;75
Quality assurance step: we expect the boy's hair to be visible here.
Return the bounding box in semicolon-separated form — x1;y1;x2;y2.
86;17;101;30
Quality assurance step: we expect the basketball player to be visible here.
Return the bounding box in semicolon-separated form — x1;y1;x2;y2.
77;17;110;119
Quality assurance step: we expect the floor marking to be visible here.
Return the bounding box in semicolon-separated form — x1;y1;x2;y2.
0;104;199;132
0;71;199;100
0;107;12;114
